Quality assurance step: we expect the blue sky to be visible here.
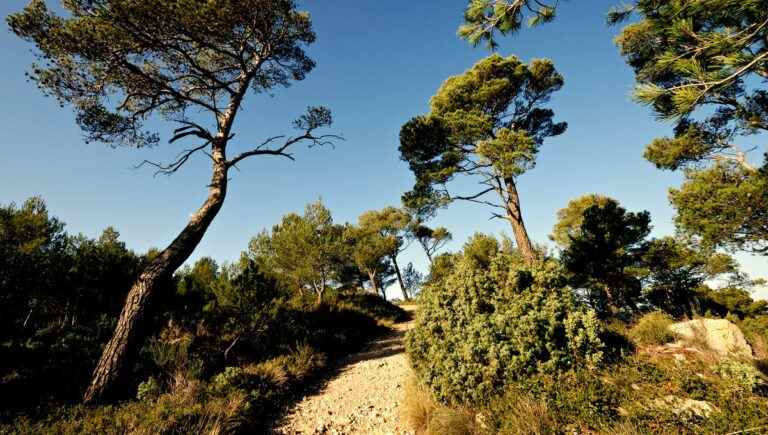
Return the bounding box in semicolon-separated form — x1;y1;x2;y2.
1;0;765;299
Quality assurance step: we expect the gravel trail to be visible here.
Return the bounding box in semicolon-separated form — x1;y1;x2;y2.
273;305;417;435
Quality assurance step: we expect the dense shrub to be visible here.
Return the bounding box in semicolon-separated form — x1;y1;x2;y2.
478;352;768;435
740;315;768;359
485;370;621;433
0;198;405;431
406;237;605;405
0;198;169;415
628;311;676;346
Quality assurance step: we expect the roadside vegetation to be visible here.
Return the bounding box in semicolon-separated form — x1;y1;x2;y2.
402;2;768;432
0;198;407;433
3;0;768;434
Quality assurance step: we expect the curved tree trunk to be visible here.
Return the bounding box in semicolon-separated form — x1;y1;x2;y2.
83;146;229;404
504;179;536;264
390;255;409;300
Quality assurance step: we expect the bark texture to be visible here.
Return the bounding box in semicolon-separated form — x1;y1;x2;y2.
505;179;536;264
83;146;228;404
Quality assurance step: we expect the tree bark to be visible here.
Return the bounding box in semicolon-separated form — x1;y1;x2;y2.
390;254;409;300
83;145;229;404
504;179;536;264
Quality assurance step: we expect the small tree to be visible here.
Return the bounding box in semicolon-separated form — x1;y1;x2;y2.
402;262;425;299
550;194;615;249
213;258;280;361
8;0;338;402
399;54;567;264
560;201;651;317
410;224;452;264
249;201;343;304
346;224;397;299
670;163;768;255
637;237;740;318
358;207;413;299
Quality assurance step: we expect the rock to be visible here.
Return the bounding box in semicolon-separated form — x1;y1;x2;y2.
475;412;489;430
668;318;752;358
651;395;718;419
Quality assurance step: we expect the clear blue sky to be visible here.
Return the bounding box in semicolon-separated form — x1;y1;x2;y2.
1;0;764;298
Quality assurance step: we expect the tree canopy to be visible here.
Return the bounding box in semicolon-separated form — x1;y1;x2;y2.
357;207;413;299
459;0;562;48
560;201;651;317
611;1;768;256
8;0;339;403
399;54;566;262
249;201;345;303
550;194;615;249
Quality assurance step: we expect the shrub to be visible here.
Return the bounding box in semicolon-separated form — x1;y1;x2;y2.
136;377;160;401
484;369;622;433
712;360;762;393
210;366;245;395
406;240;605;406
331;293;408;323
629;312;676;346
740;315;768;359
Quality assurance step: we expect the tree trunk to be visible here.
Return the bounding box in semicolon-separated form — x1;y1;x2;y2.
504;179;536;264
369;270;387;300
83;146;228;404
367;270;381;298
419;240;433;264
391;254;409;300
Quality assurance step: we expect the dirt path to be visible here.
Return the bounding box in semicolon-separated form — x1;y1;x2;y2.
274;305;417;435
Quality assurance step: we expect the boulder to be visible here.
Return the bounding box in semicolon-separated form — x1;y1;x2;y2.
668;318;752;358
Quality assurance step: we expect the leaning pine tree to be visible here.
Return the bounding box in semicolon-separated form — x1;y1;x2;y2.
399;54;566;263
8;0;339;403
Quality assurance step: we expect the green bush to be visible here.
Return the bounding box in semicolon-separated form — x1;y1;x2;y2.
629;311;676;346
406;238;605;405
136;377;160;401
486;370;621;433
740;315;768;358
712;360;762;393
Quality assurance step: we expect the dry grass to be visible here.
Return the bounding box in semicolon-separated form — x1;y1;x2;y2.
491;396;555;435
402;375;477;435
597;421;643;435
749;334;768;360
402;375;437;433
629;311;676;346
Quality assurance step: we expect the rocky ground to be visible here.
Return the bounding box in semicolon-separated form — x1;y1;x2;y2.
273;305;417;435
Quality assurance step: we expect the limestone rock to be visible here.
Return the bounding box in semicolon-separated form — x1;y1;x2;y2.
652;395;718;419
668;318;752;358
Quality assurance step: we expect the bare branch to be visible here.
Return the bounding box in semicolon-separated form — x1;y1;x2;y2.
226;132;343;168
451;187;496;201
135;141;211;176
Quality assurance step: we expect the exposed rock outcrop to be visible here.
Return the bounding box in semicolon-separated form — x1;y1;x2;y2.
668;318;752;359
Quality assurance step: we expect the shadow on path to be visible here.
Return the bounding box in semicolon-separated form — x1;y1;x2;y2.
264;307;416;434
